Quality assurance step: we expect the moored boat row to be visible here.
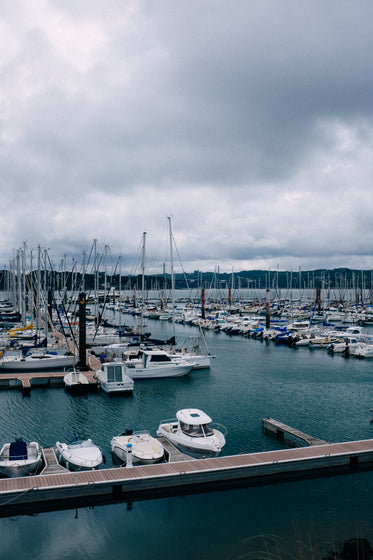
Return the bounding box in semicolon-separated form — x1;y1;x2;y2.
0;408;226;478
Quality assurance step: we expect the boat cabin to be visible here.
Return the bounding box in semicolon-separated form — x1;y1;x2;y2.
176;408;214;438
141;350;173;367
103;363;126;383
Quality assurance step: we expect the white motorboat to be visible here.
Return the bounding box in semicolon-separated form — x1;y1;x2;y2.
352;344;373;359
94;362;134;394
124;350;192;379
63;370;90;394
157;408;226;458
111;430;164;465
0;439;42;478
327;337;365;355
166;347;213;370
0;351;75;371
55;437;103;471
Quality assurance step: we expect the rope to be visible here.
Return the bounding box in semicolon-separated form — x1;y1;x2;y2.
0;485;37;506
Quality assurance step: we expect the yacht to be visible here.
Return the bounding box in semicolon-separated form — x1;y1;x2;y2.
0;438;42;478
94;361;134;394
124;350;192;379
55;437;103;471
111;430;164;465
157;408;226;458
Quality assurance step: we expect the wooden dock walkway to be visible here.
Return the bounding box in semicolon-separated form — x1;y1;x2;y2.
41;448;68;475
0;370;98;393
157;437;192;462
262;417;328;446
0;438;373;516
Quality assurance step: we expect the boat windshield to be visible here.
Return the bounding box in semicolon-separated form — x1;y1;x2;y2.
180;421;214;437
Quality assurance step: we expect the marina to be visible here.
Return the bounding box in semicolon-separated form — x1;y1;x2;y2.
0;293;373;558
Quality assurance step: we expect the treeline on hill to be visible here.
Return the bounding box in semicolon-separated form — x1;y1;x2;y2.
0;268;371;292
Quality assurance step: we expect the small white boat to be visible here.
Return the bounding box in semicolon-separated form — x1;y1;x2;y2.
157;408;226;458
327;337;365;355
0;439;42;478
94;362;134;394
55;437;103;471
125;350;192;379
111;430;164;465
352;344;373;359
167;348;212;370
63;370;90;393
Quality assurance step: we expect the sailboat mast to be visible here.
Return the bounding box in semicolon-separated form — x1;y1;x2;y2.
167;216;175;335
140;232;146;335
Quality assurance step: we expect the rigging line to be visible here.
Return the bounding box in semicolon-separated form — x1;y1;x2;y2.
93;257;120;340
44;252;78;350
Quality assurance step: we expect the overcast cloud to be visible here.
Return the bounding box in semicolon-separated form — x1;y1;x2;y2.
1;0;373;274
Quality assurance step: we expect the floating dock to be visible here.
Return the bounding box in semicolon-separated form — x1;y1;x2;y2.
0;370;98;394
1;438;373;517
262;417;328;446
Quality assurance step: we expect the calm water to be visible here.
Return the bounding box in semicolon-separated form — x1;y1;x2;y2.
1;315;373;559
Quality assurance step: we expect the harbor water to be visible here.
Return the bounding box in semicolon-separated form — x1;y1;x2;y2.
1;314;373;559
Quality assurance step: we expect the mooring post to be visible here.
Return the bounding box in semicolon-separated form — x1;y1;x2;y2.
265;289;270;329
126;443;133;468
77;292;88;371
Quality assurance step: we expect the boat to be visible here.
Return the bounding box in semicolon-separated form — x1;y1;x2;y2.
351;344;373;359
94;361;134;394
0;350;75;371
63;369;90;394
156;408;226;458
0;438;42;478
111;430;164;465
55;436;103;471
167;350;212;370
327;337;366;355
124;350;192;379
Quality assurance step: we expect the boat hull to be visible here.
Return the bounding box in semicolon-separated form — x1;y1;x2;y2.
0;355;75;372
63;372;90;394
126;364;192;379
156;425;225;458
55;440;103;471
0;442;42;478
111;433;164;465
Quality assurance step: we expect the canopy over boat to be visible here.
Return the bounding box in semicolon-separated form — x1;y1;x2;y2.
176;409;212;425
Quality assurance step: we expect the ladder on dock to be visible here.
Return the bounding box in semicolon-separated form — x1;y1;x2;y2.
41;448;69;475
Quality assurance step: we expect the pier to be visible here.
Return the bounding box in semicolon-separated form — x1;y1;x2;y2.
0;370;98;394
262;417;328;446
0;438;373;517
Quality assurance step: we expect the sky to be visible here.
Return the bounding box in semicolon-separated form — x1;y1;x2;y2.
1;0;373;275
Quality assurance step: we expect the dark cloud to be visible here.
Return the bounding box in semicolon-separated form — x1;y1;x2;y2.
1;1;373;272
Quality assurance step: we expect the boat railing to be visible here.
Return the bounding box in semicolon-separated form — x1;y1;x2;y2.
212;423;228;437
159;418;178;426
